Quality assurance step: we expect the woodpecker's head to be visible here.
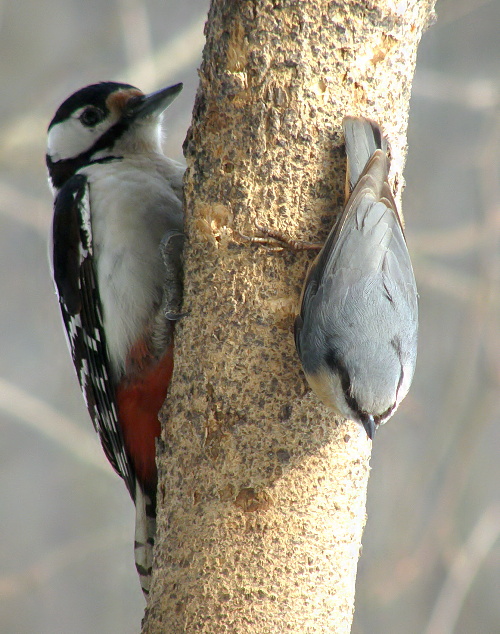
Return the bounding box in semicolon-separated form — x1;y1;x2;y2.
46;81;183;190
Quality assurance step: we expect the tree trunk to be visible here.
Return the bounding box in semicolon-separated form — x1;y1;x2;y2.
143;1;435;632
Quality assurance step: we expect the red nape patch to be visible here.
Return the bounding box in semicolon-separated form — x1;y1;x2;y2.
116;344;174;492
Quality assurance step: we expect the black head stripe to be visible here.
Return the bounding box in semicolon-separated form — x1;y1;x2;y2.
48;82;138;130
325;347;384;425
325;347;355;410
47;116;132;191
48;82;139;189
324;346;400;426
47;153;82;191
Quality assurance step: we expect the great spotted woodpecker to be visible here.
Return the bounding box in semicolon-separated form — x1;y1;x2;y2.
46;81;185;595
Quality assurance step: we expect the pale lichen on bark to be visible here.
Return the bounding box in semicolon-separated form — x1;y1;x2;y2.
143;1;436;632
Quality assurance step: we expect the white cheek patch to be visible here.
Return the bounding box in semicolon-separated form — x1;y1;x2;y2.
47;120;82;161
47;109;118;162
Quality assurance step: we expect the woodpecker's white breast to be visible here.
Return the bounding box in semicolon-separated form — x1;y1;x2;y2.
83;154;183;377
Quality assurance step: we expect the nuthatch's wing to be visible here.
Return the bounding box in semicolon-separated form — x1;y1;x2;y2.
295;117;418;437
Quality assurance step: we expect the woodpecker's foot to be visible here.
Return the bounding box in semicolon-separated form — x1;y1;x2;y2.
165;310;189;321
160;230;185;320
161;229;185;249
236;221;322;252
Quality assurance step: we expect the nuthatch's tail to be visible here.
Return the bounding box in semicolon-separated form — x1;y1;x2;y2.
343;116;389;191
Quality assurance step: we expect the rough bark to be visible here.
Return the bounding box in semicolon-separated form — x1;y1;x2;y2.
143;1;435;632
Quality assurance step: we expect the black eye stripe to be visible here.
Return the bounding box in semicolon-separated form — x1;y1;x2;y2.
324;347;397;424
48;82;137;130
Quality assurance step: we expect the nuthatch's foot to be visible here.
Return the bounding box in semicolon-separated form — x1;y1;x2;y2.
236;220;322;252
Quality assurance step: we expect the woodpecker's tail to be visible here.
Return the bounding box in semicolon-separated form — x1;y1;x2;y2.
343;116;388;191
134;482;157;596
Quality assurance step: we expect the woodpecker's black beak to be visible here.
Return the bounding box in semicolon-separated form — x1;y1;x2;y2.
125;83;183;120
362;415;376;440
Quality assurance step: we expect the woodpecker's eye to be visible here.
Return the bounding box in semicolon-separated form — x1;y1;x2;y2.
79;106;104;127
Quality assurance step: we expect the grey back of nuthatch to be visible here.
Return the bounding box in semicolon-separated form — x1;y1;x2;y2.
294;117;418;439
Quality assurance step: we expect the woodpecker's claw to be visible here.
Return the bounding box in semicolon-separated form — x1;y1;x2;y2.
161;229;185;248
161;230;185;320
165;310;189;321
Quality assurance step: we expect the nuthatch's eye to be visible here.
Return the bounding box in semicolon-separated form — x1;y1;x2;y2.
79;106;104;127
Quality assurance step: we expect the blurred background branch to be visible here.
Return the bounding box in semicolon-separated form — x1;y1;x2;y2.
0;377;112;476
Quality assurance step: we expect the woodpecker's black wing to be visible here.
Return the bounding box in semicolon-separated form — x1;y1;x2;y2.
52;174;136;498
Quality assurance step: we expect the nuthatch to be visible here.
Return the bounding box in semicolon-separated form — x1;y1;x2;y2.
294;117;418;439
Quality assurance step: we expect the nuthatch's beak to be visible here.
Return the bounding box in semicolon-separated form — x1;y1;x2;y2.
363;415;376;440
125;83;183;120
